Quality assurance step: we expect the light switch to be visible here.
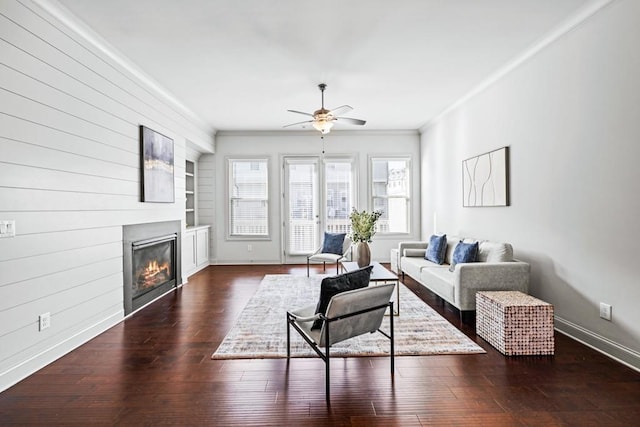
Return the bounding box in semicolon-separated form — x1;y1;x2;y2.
0;220;16;238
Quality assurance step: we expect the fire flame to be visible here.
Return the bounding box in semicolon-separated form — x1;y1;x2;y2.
138;259;171;288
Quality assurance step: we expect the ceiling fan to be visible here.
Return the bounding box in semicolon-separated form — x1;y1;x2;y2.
284;83;366;134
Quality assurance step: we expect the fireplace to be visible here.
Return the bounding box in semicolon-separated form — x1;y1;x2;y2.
133;234;175;297
123;221;181;315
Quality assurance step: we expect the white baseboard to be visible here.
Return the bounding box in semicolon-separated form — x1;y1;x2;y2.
124;284;182;319
212;260;281;265
182;262;211;283
555;316;640;373
0;310;124;393
1;282;183;393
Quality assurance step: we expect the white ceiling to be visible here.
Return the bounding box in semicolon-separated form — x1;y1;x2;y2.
55;0;593;133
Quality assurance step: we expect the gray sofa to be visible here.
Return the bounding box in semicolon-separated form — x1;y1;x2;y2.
398;235;530;316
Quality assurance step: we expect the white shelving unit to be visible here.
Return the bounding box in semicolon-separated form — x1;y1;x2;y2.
185;160;195;227
183;159;210;281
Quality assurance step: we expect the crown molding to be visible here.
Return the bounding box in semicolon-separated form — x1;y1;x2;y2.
29;0;216;137
215;129;420;138
419;0;615;133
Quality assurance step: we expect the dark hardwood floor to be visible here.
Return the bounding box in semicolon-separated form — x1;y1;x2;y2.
1;265;639;426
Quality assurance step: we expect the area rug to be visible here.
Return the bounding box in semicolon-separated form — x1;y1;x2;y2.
212;275;485;359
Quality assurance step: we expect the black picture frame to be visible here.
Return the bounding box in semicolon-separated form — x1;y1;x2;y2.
140;125;175;203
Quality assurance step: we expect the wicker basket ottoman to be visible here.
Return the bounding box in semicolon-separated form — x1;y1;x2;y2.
476;291;554;356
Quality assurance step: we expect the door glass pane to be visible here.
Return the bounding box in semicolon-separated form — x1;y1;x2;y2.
288;162;318;254
325;161;352;235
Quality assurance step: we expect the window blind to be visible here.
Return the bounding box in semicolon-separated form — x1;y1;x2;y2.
229;159;268;236
371;158;410;234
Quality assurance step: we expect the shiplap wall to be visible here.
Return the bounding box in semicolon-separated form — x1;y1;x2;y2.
198;154;215;261
0;0;214;391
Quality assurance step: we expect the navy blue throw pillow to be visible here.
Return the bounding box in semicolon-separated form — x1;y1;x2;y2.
322;232;346;255
453;241;478;264
311;265;373;330
425;234;447;265
449;241;478;272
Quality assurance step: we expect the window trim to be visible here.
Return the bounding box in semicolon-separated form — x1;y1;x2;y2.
369;155;412;237
226;156;271;240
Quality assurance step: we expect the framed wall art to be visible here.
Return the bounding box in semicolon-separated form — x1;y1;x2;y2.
462;146;509;207
140;125;175;203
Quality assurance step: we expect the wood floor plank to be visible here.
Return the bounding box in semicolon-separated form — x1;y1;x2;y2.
1;264;639;425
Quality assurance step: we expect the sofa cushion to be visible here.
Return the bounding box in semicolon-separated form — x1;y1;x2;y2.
425;234;447;265
449;241;479;272
420;267;455;303
321;232;346;255
404;248;426;257
453;241;479;264
312;265;373;329
444;235;462;265
478;241;513;262
401;256;441;280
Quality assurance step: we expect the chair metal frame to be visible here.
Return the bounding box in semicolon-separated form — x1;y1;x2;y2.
286;285;394;403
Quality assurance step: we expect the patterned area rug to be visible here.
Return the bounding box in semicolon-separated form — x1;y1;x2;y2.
212;274;485;359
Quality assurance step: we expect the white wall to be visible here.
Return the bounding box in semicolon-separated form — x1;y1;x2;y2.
421;0;640;368
0;0;213;391
211;131;421;265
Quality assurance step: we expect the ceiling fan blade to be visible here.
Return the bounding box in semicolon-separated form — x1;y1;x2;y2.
329;105;353;116
283;119;313;128
287;109;314;117
335;117;366;126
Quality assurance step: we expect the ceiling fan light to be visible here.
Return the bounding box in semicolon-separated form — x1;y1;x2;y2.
312;120;333;134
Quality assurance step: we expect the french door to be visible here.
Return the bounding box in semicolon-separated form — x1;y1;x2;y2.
282;156;355;263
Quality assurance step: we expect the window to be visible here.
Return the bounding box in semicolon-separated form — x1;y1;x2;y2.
324;159;354;235
228;158;269;237
371;157;410;234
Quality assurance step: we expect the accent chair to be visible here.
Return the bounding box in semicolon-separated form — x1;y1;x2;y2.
286;283;395;403
307;234;352;277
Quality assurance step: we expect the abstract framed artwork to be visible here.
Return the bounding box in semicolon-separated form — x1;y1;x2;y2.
140;125;175;203
462;146;509;207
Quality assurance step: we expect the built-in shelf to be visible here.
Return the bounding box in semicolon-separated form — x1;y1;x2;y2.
183;161;209;281
186;160;195;227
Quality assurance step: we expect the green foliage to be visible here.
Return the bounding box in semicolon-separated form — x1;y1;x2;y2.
348;208;383;243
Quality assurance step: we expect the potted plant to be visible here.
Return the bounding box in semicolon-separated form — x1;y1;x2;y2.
348;208;383;267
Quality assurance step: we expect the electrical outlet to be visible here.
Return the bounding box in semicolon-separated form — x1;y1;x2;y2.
39;312;51;331
599;303;612;321
247;244;252;252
